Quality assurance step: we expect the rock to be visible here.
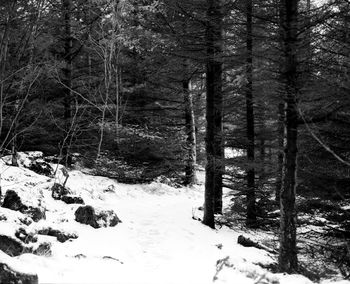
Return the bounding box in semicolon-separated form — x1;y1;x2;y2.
51;183;70;200
74;206;98;228
19;217;32;226
104;184;116;193
2;191;45;222
96;210;121;227
32;242;51;256
61;195;84;205
37;228;78;243
0;262;38;284
51;183;83;205
15;228;37;244
29;160;53;177
0;235;25;257
74;254;86;259
75;205;121;229
24;206;45;222
2;191;25;211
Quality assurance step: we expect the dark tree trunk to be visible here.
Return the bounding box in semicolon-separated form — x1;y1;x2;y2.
183;76;197;186
275;103;284;202
278;0;299;273
214;139;223;214
245;0;256;227
203;0;223;228
259;134;266;183
11;100;18;167
62;0;73;166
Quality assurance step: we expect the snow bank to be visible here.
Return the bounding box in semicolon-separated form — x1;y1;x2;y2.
0;156;348;284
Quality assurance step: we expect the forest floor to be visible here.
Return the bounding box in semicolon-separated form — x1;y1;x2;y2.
0;153;349;284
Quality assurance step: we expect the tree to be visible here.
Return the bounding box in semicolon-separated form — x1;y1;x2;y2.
278;0;299;273
183;60;198;186
61;0;73;166
245;0;257;227
203;0;223;228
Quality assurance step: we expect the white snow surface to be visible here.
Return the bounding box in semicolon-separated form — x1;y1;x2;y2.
0;156;349;284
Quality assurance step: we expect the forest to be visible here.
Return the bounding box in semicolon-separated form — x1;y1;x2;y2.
0;0;349;283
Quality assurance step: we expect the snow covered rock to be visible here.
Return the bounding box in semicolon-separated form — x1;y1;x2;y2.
0;235;25;257
0;251;38;284
0;262;38;284
15;228;37;245
37;227;78;243
51;183;71;200
32;242;52;257
74;205;121;228
0;208;32;227
2;191;24;211
24;207;45;223
28;161;53;177
2;151;43;168
51;183;84;204
1;191;45;222
61;195;84;205
3;151;53;176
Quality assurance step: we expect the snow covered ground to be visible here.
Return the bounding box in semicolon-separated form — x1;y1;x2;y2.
0;155;349;284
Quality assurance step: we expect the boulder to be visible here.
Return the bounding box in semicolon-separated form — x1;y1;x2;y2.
51;183;71;200
0;262;38;284
74;206;98;228
1;191;45;222
61;195;84;205
96;210;121;228
29;160;53;177
2;191;25;211
32;242;52;256
15;228;37;244
75;205;121;229
0;235;25;257
24;207;45;222
51;183;84;205
37;228;78;243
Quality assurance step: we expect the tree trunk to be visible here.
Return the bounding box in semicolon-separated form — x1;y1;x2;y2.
259;134;266;183
11;99;19;167
214;137;223;214
278;0;299;273
113;0;121;149
203;0;223;228
62;0;73;166
184;78;198;186
275;103;284;202
0;4;12;143
245;0;256;227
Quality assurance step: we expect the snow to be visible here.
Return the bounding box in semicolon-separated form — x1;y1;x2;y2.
0;251;35;276
341;205;350;211
0;154;349;284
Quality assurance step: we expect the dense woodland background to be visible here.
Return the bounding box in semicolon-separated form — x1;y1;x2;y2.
0;0;349;279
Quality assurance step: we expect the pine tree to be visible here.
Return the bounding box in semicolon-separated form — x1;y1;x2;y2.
278;0;299;273
203;0;223;228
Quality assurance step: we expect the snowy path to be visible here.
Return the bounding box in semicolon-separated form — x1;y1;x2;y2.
16;172;273;284
1;167;343;284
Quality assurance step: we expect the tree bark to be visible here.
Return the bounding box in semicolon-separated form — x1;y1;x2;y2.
276;103;284;202
184;78;198;186
245;0;256;227
62;0;73;166
278;0;299;273
203;0;223;228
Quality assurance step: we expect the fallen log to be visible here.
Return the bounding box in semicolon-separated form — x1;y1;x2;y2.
237;235;277;254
